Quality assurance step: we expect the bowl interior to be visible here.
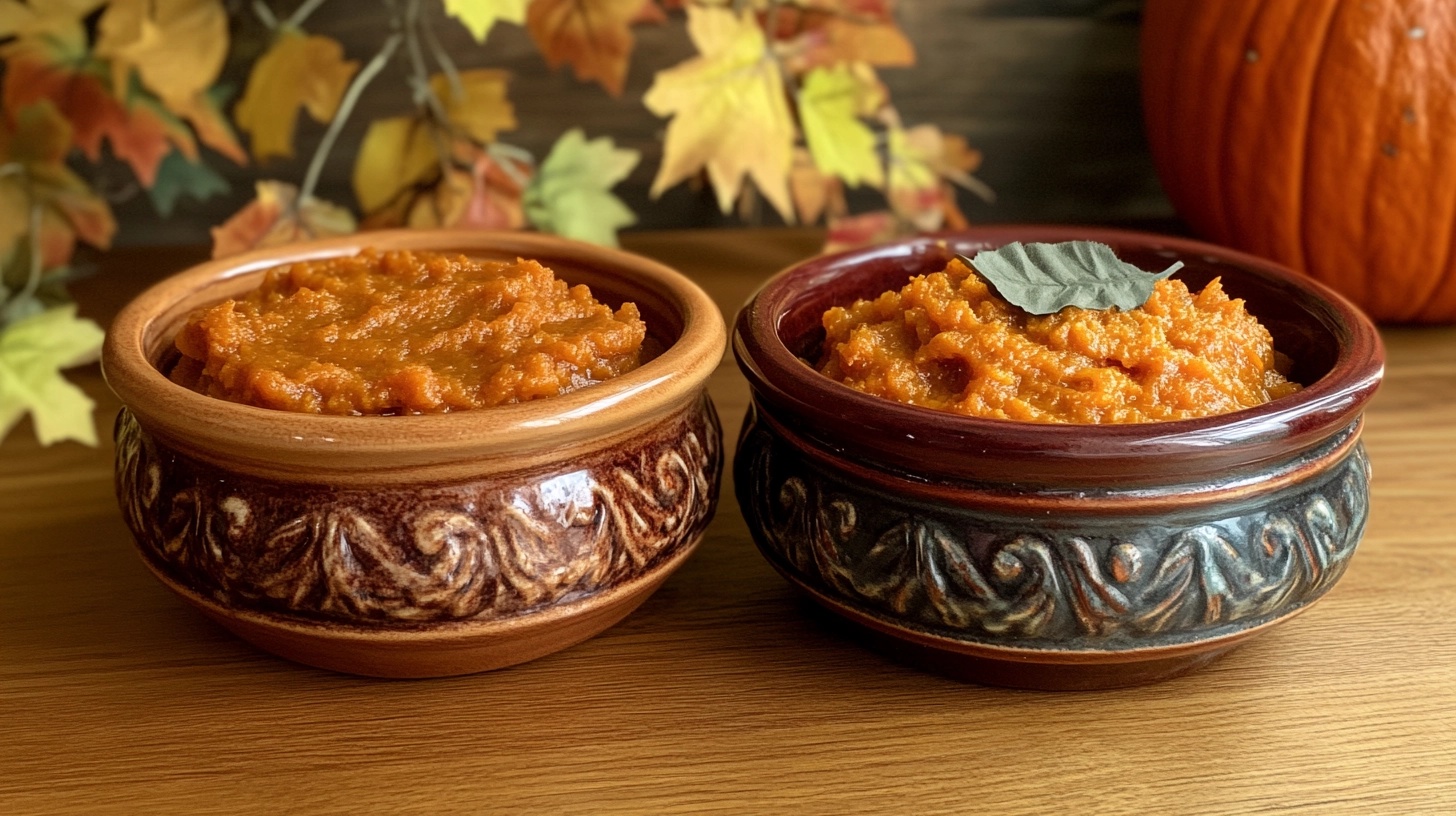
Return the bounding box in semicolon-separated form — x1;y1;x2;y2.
737;228;1384;488
774;237;1342;390
144;248;686;374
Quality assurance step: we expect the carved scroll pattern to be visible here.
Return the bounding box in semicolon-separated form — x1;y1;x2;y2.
115;401;721;624
740;415;1369;647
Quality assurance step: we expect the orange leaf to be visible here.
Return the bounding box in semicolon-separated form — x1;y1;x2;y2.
823;210;900;254
210;181;356;258
1;18;125;161
789;147;844;224
110;98;197;187
404;149;530;230
526;0;646;97
233;32;359;162
170;89;247;164
0;102;116;265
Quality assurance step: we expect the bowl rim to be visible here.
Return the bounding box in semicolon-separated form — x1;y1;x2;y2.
733;225;1385;485
103;229;726;472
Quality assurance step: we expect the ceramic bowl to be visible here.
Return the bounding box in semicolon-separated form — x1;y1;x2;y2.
104;230;725;678
733;227;1384;690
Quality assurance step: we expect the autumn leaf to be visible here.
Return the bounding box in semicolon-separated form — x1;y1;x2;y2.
798;63;884;188
211;181;355;258
527;0;646;97
170;86;247;165
0;304;104;447
788;146;843;224
0;0;104;37
525;128;639;246
407;150;531;230
353;116;441;215
444;0;529;42
644;6;796;221
430;69;516;144
0;102;116;267
823;209;899;254
1;15;187;185
1;16;123;160
94;0;229;113
147;150;229;218
234;31;359;162
887;123;948;230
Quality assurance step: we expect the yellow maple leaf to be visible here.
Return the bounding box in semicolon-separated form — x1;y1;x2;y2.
430;69;516;144
352;116;441;215
526;0;645;97
0;0;104;37
93;0;228;113
233;31;359;162
644;6;796;221
798;63;885;189
443;0;529;42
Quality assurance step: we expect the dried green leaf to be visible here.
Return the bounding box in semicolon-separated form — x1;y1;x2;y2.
525;128;639;246
0;303;103;446
147;151;230;217
962;241;1183;315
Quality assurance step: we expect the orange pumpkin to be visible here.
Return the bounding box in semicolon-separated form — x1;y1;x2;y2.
1141;0;1456;323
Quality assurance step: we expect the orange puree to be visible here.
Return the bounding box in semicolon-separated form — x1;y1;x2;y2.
170;249;646;415
816;258;1300;423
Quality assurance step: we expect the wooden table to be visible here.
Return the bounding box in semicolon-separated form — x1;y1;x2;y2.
3;230;1454;814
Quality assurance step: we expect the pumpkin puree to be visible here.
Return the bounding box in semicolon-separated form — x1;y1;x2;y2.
170;249;646;415
816;258;1299;423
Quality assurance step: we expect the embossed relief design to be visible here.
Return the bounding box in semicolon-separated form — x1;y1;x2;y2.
116;400;721;624
737;413;1369;648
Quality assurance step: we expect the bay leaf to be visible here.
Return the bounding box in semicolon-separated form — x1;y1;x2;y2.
961;241;1184;315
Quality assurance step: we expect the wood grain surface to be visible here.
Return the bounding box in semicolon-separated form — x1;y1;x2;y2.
3;230;1455;815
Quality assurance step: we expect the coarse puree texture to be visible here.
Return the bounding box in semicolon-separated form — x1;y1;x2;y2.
816;258;1300;424
170;249;646;415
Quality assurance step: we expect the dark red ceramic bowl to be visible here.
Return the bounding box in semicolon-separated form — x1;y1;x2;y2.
733;227;1384;690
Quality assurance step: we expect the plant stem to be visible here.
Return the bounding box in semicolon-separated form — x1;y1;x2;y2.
285;0;331;29
252;0;279;28
402;0;454;180
420;8;463;101
299;31;404;203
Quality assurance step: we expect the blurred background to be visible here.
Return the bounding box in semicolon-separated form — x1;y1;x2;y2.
110;0;1168;245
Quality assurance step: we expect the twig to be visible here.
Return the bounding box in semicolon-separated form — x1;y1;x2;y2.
252;0;278;28
299;31;404;202
285;0;331;29
420;8;463;101
402;0;454;180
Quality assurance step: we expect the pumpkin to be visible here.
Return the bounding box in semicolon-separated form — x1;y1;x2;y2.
1141;0;1456;323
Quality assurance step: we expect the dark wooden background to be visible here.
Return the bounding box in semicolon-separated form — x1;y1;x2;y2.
108;0;1170;245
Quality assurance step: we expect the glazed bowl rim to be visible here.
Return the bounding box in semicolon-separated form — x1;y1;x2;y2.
733;225;1385;484
103;229;726;465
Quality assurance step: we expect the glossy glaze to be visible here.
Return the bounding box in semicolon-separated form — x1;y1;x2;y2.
733;227;1385;689
105;230;727;677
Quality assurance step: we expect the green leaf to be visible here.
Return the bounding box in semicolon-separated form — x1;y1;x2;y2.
147;151;230;218
798;65;885;188
525;128;640;247
0;304;104;446
962;241;1184;315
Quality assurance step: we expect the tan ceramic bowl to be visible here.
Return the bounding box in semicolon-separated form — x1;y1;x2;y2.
103;230;725;678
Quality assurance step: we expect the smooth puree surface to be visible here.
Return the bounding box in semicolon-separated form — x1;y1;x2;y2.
170;249;646;415
816;257;1300;423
